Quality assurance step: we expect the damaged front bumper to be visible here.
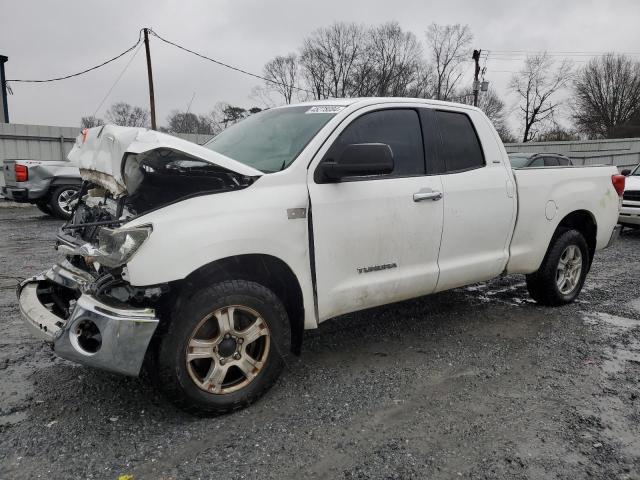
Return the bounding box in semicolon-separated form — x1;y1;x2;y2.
17;260;159;376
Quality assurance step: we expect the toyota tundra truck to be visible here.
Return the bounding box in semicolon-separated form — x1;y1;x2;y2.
17;98;624;415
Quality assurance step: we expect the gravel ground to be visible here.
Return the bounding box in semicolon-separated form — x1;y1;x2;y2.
0;205;639;480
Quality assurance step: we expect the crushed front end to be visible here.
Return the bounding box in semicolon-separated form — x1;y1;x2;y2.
17;180;173;376
16;125;259;376
18;260;160;376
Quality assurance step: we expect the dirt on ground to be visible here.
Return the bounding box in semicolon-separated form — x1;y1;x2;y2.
0;205;639;479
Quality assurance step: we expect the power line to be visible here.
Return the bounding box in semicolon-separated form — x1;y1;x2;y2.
92;42;144;119
148;29;316;96
5;31;143;83
487;49;640;55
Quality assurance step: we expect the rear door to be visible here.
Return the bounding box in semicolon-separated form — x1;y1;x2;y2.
432;108;517;292
308;107;444;321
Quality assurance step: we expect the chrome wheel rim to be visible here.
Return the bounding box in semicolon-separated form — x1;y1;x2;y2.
556;245;583;295
57;189;77;215
185;305;270;394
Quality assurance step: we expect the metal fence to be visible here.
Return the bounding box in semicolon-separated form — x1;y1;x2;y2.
504;137;640;171
0;123;212;189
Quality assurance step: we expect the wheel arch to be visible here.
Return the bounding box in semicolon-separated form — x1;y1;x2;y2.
49;177;82;187
555;209;597;263
174;254;305;355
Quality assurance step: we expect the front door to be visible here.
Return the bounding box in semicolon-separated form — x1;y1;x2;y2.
308;107;444;321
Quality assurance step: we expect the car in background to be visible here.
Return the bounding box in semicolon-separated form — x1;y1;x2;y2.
619;163;640;229
2;159;81;219
508;153;573;168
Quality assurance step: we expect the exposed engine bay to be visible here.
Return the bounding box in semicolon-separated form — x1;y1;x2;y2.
50;147;256;315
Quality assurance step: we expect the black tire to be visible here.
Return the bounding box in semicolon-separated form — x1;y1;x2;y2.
48;185;79;220
35;200;52;215
155;280;290;416
526;229;590;306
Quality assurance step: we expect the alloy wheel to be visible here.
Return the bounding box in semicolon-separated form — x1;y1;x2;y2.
556;244;583;295
56;189;77;216
185;305;270;394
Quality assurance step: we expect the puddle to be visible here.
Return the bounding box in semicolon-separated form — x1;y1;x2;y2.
0;410;28;426
601;339;640;375
464;282;531;307
583;312;640;331
583;312;640;375
629;298;640;314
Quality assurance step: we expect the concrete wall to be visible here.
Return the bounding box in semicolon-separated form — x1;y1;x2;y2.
504;137;640;170
0;123;212;189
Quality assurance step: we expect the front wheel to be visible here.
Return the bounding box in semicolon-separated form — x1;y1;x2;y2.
155;280;290;415
526;229;589;306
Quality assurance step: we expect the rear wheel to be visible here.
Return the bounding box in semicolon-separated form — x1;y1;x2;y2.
155;280;290;415
49;185;79;220
526;229;589;306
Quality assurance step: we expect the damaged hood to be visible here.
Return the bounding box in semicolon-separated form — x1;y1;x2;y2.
68;125;262;196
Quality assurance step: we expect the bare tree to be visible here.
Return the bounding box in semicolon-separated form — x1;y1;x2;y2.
426;23;472;100
537;124;580;142
509;54;573;142
610;110;640;138
264;54;299;104
80;116;103;129
350;22;427;97
206;103;254;130
572;54;640;138
105;102;150;127
249;85;278;109
406;62;436;98
166;111;218;134
459;87;513;142
299;22;365;99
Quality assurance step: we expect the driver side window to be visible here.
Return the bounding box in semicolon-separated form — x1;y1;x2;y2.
323;109;425;177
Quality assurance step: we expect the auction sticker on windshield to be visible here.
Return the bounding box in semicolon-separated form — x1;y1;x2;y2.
306;106;346;114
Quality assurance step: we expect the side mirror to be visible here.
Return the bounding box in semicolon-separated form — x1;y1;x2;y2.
621;169;631;176
316;143;394;183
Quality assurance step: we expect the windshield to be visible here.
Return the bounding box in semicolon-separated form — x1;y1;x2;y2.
203;106;340;173
508;154;531;168
631;164;640;176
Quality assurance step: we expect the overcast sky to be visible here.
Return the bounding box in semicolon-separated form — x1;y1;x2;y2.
2;0;640;134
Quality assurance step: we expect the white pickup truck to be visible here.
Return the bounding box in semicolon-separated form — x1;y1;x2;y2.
18;98;624;415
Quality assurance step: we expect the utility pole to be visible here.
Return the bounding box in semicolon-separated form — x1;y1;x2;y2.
0;55;9;123
472;49;481;107
143;28;157;130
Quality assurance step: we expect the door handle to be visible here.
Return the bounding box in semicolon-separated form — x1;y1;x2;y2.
413;189;443;202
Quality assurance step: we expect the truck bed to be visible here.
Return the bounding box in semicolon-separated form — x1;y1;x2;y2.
507;165;620;274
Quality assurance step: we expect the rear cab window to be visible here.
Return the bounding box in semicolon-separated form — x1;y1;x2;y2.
433;110;485;173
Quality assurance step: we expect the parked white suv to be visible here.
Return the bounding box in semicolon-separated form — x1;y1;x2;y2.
619;164;640;228
18;98;624;414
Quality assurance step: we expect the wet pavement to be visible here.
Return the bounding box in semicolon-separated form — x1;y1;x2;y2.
1;205;639;479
